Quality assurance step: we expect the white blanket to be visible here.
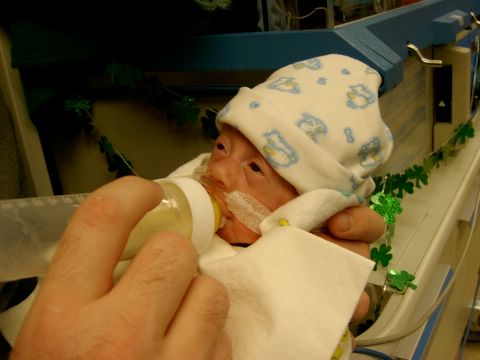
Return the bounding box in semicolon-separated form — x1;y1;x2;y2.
171;153;375;359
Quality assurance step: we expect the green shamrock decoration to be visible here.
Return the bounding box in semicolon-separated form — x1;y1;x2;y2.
387;269;417;292
405;164;429;189
369;192;403;225
441;142;453;162
452;121;474;145
64;98;94;134
371;121;474;204
422;157;435;174
194;0;231;11
170;96;200;126
391;173;414;198
98;136;135;178
106;62;144;89
64;98;91;118
370;243;393;270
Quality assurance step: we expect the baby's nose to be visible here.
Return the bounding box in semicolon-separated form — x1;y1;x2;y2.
207;161;239;191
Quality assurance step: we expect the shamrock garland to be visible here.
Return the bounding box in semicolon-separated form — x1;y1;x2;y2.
369;193;402;225
387;270;417;292
368;120;475;293
105;62;218;131
98;136;136;178
64;98;94;134
64;98;91;118
372;120;475;200
194;0;231;11
64;63;222;177
65;97;136;178
169;96;201;126
370;244;392;270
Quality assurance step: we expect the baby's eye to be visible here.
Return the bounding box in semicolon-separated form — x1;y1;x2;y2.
249;162;264;174
215;142;225;151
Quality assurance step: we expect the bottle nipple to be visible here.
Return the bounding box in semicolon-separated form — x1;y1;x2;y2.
196;175;226;232
197;174;271;235
210;195;225;231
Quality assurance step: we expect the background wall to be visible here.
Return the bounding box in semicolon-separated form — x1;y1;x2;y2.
48;96;220;194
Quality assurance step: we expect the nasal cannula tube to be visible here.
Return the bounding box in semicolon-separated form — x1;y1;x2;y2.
0;177;223;282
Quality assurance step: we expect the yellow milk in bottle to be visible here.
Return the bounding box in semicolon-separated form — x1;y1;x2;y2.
122;177;223;259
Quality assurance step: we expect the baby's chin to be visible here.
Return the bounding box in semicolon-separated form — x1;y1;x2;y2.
216;219;261;247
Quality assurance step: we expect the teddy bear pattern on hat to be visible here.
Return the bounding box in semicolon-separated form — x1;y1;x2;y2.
216;53;393;199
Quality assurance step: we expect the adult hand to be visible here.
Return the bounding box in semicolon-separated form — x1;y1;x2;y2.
313;206;386;323
324;205;386;255
10;176;231;360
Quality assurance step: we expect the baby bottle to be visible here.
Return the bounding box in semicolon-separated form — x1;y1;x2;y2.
0;177;223;282
122;177;223;259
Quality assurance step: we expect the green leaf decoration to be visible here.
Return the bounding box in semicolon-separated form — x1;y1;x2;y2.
451;120;475;145
64;98;91;118
104;63;211;134
441;142;453;163
369;192;403;225
106;63;144;89
387;269;417;292
64;98;94;134
170;96;200;126
430;150;444;168
98;136;134;178
405;164;429;189
392;173;414;198
370;243;393;270
98;135;113;154
371;121;474;206
422;157;435;174
194;0;231;11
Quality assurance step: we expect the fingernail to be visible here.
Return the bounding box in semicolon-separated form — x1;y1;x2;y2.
337;213;352;232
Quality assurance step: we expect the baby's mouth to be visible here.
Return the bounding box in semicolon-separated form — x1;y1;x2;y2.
198;175;271;235
197;175;231;218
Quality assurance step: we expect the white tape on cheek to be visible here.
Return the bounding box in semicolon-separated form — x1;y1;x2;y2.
225;191;272;234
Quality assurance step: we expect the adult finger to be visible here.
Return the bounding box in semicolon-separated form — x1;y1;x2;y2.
112;231;198;335
43;176;163;303
212;333;233;360
351;292;370;323
162;275;230;359
312;229;371;258
327;206;385;243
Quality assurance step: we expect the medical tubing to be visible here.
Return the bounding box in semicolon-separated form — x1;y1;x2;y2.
356;187;480;347
353;347;396;360
0;177;221;282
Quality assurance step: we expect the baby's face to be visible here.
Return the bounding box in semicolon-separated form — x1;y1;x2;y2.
206;125;298;245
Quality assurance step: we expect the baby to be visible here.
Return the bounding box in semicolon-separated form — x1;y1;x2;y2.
170;54;393;359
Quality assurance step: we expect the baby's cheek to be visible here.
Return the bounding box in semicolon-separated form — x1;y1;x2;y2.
216;218;260;246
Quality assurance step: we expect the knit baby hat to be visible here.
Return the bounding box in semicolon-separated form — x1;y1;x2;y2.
216;54;393;199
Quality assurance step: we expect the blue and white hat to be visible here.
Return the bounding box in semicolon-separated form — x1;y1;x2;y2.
216;54;393;199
